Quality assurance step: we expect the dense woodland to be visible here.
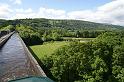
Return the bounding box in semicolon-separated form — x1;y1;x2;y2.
42;32;124;82
0;18;124;82
0;18;123;30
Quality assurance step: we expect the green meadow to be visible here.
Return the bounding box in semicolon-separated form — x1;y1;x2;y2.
30;41;69;59
30;38;95;59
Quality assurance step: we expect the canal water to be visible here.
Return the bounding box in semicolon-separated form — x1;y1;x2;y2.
0;33;37;82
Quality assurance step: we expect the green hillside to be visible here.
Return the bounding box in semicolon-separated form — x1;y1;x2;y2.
0;18;124;30
17;18;124;30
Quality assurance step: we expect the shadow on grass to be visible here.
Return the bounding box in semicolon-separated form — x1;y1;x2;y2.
28;46;56;81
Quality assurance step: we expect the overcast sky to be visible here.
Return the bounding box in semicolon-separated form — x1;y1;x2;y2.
0;0;124;25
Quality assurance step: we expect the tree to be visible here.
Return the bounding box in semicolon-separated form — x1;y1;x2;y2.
42;32;124;82
52;32;62;41
0;25;15;32
16;25;43;45
75;31;81;38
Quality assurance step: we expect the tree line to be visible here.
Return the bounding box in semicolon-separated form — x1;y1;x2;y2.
42;32;124;82
0;24;107;45
1;18;123;30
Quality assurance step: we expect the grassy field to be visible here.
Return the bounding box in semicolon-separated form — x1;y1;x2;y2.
30;38;94;59
30;41;69;59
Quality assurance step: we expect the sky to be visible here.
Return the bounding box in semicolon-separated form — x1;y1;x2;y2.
0;0;124;25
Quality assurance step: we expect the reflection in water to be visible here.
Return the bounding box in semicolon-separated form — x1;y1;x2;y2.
0;34;36;82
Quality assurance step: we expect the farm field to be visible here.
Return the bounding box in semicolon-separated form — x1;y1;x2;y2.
30;41;69;59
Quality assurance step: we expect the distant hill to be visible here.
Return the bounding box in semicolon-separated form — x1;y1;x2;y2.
0;19;13;28
0;18;124;30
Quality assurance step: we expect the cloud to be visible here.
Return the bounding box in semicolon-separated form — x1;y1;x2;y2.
11;7;67;19
15;8;33;13
11;8;34;19
0;3;12;19
96;0;124;25
2;0;124;26
67;0;124;25
37;7;66;19
10;0;22;5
